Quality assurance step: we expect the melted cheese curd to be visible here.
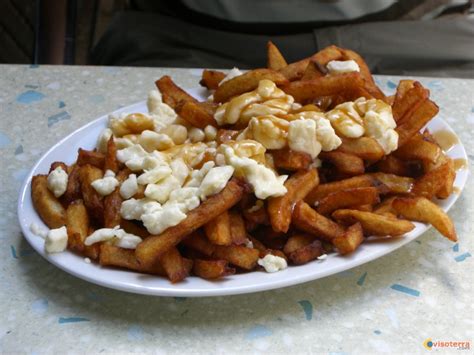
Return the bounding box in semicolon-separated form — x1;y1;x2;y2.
81;78;397;249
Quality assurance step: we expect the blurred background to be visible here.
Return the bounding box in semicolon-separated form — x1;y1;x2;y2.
2;0;474;77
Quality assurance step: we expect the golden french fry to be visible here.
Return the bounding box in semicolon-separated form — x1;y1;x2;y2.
371;172;414;195
316;187;380;215
412;159;452;199
332;209;415;237
214;68;289;103
204;210;233;246
283;233;323;265
272;148;312;171
175;100;218;128
319;151;365;176
79;164;104;223
120;219;149;239
392;81;429;122
213;244;260;270
336;137;385;160
104;188;122;228
267;41;288;70
160;247;190;283
193;259;235;279
436;156;456;199
182;230;216;256
373;196;397;215
393;197;456;241
63;164;82;205
292;201;345;241
104;137;119;173
333;222;364;255
268;169;319;233
301;60;324;80
155;75;198;109
31;175;66;228
283;233;314;255
229;211;248;245
393;133;441;163
396;99;439;147
66;199;88;252
199;69;226;90
77;149;105;169
135;179;245;266
375;155;410;176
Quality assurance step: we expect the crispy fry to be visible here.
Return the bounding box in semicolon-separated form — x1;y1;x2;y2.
437;157;456;199
373;196;397;215
79;164;104;222
393;197;456;241
77;149;105;169
282;72;365;103
336;137;385;160
301;60;324;80
392;81;429;122
283;233;314;255
272;148;312;171
393;133;441;163
332;209;415;237
175;100;218;128
63;164;82;204
193;259;235;279
213;244;260;270
104;188;122;228
306;174;376;204
411;159;451;199
160;247;190;283
214;68;289;103
135;179;245;265
182;230;216;256
316;187;379;215
292;201;344;240
199;69;226;90
287;239;323;265
155;75;197;109
267;41;288;70
375;155;410;176
204;210;233;246
396;99;439;147
268;169;319;233
248;236;267;256
66;199;89;252
120;219;150;239
319;151;365;176
229;211;248;245
31;175;66;228
333;223;364;255
371;172;414;195
104;137;119;173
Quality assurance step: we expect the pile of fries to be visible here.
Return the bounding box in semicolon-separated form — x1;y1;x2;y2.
31;43;458;283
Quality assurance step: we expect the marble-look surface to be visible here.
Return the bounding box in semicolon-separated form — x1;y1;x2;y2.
0;65;472;354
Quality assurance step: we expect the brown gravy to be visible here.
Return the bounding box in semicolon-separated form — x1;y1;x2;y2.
432;130;459;151
453;158;468;171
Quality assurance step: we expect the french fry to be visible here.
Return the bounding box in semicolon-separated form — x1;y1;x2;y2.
104;188;122;228
253;226;287;250
319;151;365;176
193;259;235;279
373;196;397;215
120;219;150;239
305;174;376;204
272;148;312;171
267;41;288;70
135;179;245;265
204;210;233;246
214;68;289;103
375;155;410;176
199;69;226;90
79;164;104;223
182;230;216;256
332;222;364;255
336;137;385;160
160;247;190;283
393;82;429;122
396;99;439;147
66;200;100;259
213;244;260;270
437;157;456;199
175;100;218;128
292;201;345;240
393;197;457;241
229;211;248;245
393;80;415;108
316;187;380;215
248;236;267;256
301;60;324;80
104;137;119;173
283;233;314;255
77;149;105;169
268;169;319;233
63;164;82;204
282;72;365;103
371;172;414;195
155;75;198;109
393;133;441;163
99;244;166;276
287;239;323;265
332;209;415;237
31;175;66;228
411;159;451;199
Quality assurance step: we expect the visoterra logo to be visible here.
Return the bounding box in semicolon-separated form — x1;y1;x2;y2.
423;338;471;351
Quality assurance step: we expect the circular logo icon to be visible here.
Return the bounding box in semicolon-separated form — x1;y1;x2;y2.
423;338;434;350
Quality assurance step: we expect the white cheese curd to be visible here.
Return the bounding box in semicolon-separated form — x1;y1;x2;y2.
47;166;68;198
84;226;119;245
91;170;119;196
326;102;365;138
184;161;215;187
147;89;178;130
141;202;187;235
161;124;188;145
258;254;288;273
137;165;172;185
170;158;190;186
326;60;360;74
218;67;243;86
198;166;234;200
145;175;181;203
84;226;142;249
248;115;289;149
138;130;174;152
169;188;201;211
317;254;328;260
215;153;226;166
97;128;113;153
119;173;138;199
120;198;151;220
45;226;68;253
84;257;91;264
116;144;149;171
188;127;206;143
204;125;217;141
114;231;143;249
114;136;135;149
224;147;287;199
288;119;322;159
30;222;48;239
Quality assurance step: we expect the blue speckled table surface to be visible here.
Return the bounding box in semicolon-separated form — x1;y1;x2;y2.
0;65;473;354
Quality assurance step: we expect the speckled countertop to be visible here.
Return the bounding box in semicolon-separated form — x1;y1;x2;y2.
0;65;473;354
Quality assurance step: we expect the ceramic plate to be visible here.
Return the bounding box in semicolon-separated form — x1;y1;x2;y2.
17;88;469;297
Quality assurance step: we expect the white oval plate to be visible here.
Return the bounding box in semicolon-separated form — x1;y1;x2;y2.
18;90;469;297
